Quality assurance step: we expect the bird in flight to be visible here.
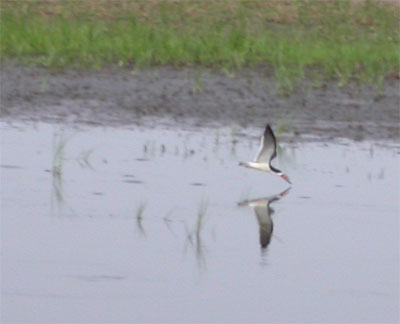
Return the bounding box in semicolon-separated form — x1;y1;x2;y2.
238;187;291;249
239;124;291;184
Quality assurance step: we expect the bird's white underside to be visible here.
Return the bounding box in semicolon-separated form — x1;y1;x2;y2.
241;161;271;172
248;200;269;208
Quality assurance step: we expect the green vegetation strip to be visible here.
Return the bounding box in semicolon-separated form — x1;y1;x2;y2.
1;1;399;87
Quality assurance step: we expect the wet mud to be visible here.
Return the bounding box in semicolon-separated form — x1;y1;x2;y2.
1;63;399;142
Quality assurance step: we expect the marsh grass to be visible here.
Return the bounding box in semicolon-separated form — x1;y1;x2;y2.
192;70;203;93
77;148;95;169
1;0;399;86
184;199;209;267
52;132;67;177
136;202;146;220
195;200;208;235
39;76;50;93
135;202;146;235
51;132;67;216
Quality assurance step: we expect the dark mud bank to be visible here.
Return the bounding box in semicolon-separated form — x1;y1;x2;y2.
1;64;399;142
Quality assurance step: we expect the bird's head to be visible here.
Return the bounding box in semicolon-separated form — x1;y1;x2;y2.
280;174;291;185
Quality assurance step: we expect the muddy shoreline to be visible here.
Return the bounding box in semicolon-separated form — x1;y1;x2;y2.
1;63;399;142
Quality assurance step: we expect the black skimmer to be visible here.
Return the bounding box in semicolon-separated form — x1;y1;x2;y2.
238;187;290;249
239;124;291;184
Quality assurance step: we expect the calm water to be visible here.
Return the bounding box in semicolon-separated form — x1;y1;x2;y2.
1;121;399;323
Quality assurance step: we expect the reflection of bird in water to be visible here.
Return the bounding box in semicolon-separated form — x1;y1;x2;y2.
238;187;291;249
239;123;291;184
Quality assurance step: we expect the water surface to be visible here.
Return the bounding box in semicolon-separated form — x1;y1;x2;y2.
1;121;399;323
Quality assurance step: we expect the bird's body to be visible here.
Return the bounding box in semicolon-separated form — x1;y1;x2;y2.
239;161;270;172
239;124;291;184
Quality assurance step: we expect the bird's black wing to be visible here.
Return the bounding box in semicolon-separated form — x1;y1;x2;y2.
254;124;277;163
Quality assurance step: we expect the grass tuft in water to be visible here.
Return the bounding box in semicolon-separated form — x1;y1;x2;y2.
77;148;95;169
184;199;209;267
135;202;146;235
52;133;67;177
136;202;146;220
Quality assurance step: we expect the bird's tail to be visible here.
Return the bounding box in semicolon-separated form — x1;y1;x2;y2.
238;199;250;207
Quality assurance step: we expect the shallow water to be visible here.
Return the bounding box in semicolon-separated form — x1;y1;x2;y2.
1;121;399;323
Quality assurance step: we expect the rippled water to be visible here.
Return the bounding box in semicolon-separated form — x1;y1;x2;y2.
1;121;399;323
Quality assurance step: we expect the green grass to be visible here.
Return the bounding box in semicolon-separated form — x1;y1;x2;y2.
1;0;399;86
